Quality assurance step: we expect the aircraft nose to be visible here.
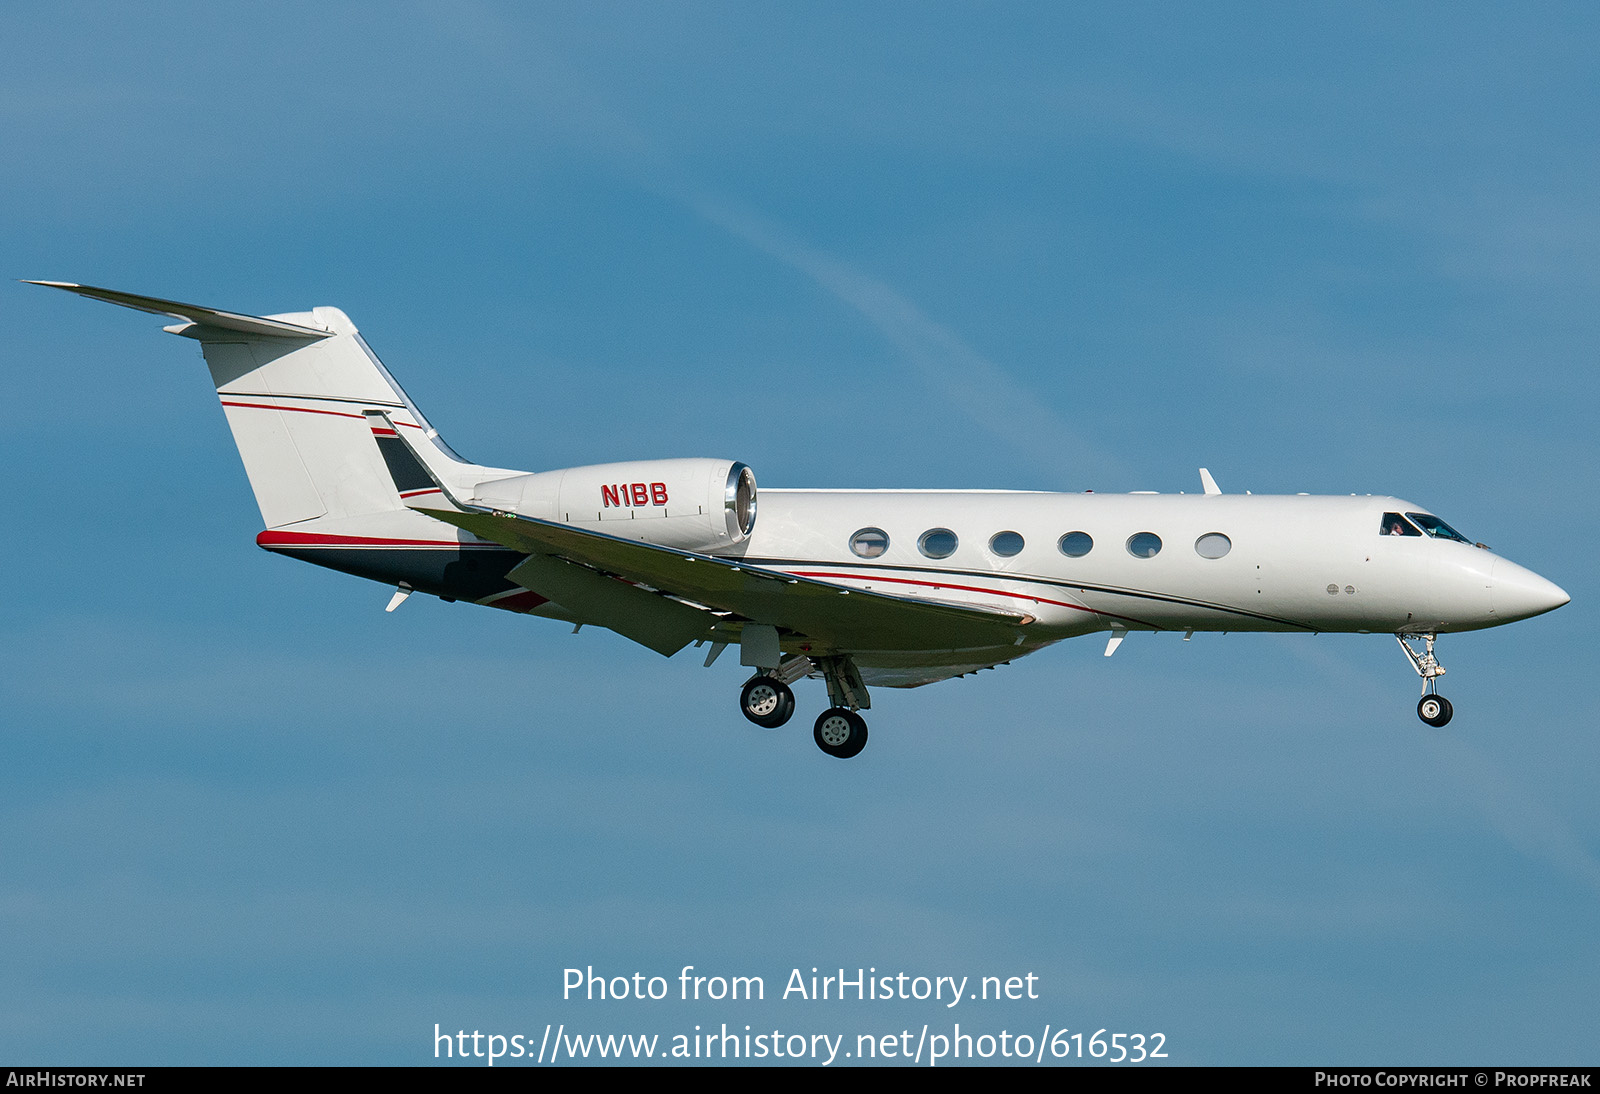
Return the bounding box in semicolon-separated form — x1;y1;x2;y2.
1491;558;1570;622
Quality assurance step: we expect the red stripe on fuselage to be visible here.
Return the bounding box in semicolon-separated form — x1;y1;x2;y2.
221;399;424;427
257;530;490;549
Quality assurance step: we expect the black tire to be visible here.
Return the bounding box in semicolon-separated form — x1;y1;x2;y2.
1417;694;1454;728
813;708;869;759
740;676;795;729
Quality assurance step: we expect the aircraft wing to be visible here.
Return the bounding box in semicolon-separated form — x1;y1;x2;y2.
415;505;1033;655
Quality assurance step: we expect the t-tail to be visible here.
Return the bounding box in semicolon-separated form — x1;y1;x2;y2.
29;281;546;612
26;281;491;527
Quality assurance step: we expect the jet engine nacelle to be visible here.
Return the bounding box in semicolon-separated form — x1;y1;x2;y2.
471;458;757;552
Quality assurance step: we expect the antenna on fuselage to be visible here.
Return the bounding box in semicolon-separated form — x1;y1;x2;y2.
1198;468;1222;495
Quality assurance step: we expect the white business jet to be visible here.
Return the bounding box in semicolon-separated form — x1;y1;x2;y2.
31;282;1569;759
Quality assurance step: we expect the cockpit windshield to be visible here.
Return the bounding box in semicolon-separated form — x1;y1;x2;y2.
1381;512;1422;536
1405;512;1472;544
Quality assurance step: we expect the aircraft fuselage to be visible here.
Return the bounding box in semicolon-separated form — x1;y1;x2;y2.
35;279;1569;754
738;489;1563;640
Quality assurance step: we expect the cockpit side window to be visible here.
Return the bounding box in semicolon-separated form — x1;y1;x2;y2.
1406;513;1472;544
1381;512;1422;537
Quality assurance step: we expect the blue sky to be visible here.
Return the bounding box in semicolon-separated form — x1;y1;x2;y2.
3;1;1596;1065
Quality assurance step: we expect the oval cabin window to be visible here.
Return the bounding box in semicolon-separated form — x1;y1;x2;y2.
849;528;890;559
1058;531;1093;557
989;531;1024;557
1126;532;1162;558
918;528;959;559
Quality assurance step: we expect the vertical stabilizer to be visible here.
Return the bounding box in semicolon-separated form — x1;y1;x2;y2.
28;282;485;529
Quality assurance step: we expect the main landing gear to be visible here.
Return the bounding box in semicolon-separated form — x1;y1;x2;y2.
739;675;795;729
813;708;869;760
1397;633;1453;728
738;654;873;759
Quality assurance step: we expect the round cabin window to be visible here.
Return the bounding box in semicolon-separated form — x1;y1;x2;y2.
849;528;890;559
1126;532;1162;558
918;528;959;559
989;531;1025;557
1058;531;1093;557
1195;532;1232;559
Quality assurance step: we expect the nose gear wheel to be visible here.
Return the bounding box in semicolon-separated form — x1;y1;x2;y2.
1417;694;1453;728
1397;633;1453;727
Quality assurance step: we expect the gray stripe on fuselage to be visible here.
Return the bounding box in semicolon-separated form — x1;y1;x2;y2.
735;556;1316;631
260;543;527;602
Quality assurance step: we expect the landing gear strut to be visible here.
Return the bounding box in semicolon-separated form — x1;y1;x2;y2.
812;655;872;759
1397;633;1453;728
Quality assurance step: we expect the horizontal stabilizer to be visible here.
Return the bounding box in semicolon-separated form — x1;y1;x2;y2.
24;281;331;340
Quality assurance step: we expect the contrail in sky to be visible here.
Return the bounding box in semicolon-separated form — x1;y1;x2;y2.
422;1;1123;484
686;198;1127;485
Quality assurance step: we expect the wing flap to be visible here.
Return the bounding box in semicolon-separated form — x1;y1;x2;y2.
505;553;716;657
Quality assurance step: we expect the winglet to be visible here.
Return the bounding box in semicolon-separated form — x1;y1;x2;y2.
1198;468;1221;495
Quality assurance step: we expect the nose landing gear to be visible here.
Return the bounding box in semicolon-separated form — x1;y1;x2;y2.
1397;633;1453;727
